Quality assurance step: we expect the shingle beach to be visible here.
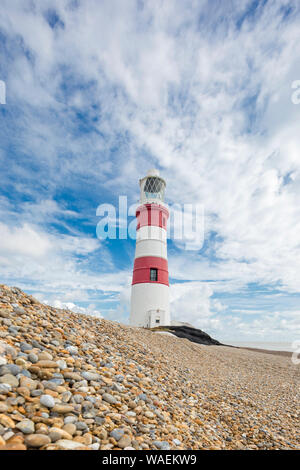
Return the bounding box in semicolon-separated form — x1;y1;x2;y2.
0;284;299;450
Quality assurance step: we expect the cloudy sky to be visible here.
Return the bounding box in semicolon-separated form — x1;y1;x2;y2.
0;0;300;344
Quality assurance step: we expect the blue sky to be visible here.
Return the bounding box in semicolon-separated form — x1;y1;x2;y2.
1;0;300;343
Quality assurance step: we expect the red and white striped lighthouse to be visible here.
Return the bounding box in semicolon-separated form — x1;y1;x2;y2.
130;169;170;328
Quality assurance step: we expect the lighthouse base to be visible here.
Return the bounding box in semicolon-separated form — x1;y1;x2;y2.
130;283;170;328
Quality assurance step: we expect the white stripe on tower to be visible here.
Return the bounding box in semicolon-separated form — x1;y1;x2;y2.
135;227;167;259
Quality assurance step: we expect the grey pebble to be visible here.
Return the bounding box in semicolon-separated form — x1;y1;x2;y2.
0;383;11;394
28;353;39;363
66;346;78;355
76;421;89;431
173;439;182;446
15;419;35;434
20;342;33;352
81;371;100;381
102;393;118;404
110;428;125;441
0;364;21;376
40;394;55;408
64;416;78;424
153;440;170;450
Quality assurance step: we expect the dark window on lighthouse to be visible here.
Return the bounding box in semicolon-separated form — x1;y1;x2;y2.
150;268;158;281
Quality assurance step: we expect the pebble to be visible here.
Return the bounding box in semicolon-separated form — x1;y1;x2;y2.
66;346;78;355
49;427;73;442
76;421;88;431
115;375;125;382
56;439;85;450
0;364;21;376
153;440;171;450
19;369;31;378
56;360;67;370
3;431;14;440
40;394;55;408
102;393;118;405
25;434;51;448
113;383;124;393
63;371;82;381
64;416;77;425
138;393;147;401
35;360;58;368
15;420;35;434
19;377;37;390
15;358;27;368
0;374;19;387
62;423;76;436
81;371;100;381
28;353;39;363
62;391;72;403
20;342;33;352
38;352;53;361
0;310;9;318
12;305;25;314
0;384;11;394
117;435;132;448
89;443;100;450
0;414;15;428
52;404;74;414
110;428;125;441
173;439;182;446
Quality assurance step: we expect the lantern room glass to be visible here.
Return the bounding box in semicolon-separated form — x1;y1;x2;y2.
142;176;165;202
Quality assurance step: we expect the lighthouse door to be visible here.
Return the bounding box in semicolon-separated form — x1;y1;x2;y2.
148;309;165;328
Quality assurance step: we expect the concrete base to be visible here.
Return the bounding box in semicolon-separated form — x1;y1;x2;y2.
130;283;170;327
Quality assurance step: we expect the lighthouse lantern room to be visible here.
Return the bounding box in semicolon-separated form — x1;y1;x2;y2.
130;169;170;328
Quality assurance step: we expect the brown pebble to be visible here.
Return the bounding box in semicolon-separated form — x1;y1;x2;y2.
24;434;51;448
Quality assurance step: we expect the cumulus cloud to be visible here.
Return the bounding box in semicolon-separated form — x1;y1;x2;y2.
1;0;300;341
49;299;103;319
0;199;130;305
0;222;53;258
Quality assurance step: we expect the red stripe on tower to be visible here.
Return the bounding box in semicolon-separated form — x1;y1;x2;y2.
136;203;169;230
132;256;169;286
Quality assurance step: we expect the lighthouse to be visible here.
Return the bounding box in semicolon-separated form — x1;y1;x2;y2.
130;169;170;328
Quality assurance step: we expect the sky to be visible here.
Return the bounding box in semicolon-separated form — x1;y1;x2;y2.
0;0;300;344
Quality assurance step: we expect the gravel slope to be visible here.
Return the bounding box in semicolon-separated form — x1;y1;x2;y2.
0;284;299;450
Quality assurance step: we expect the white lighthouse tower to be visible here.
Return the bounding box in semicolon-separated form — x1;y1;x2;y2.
130;169;170;328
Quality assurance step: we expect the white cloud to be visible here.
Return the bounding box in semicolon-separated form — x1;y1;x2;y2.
0;220;98;260
170;282;217;327
0;222;53;258
1;1;300;341
50;299;103;318
0;203;130;299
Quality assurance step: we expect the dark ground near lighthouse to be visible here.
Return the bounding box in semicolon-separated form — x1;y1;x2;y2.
151;325;222;346
151;325;292;357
